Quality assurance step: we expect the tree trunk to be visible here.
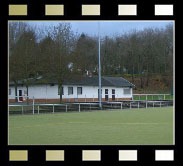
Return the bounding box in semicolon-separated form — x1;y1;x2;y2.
14;82;18;102
132;66;134;83
26;85;29;104
140;74;144;89
146;70;149;87
59;84;63;103
146;75;149;87
140;78;143;88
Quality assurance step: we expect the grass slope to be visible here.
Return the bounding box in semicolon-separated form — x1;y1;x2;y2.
9;107;173;145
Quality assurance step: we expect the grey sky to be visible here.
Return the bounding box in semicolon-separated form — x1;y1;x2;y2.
28;21;173;37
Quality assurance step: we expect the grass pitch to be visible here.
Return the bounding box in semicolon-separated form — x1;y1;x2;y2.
9;107;173;145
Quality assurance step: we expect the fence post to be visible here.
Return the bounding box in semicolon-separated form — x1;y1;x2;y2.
138;101;139;109
146;95;147;101
90;104;91;110
33;96;35;115
22;106;23;115
146;101;147;109
130;102;131;109
79;104;80;112
164;94;165;100
53;105;55;113
38;105;39;114
66;104;67;112
160;102;161;107
153;101;154;108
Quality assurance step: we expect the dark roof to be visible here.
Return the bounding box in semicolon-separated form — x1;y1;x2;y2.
64;77;135;87
9;76;135;88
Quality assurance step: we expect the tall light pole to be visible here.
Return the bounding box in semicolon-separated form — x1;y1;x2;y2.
98;22;102;108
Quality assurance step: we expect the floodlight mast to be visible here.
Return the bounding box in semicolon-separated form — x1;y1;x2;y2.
98;22;102;109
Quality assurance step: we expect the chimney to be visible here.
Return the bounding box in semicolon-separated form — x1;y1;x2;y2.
89;72;92;77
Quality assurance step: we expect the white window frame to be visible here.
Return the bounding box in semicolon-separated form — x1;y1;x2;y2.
77;87;82;95
9;88;11;95
124;88;131;95
68;87;73;95
58;86;64;95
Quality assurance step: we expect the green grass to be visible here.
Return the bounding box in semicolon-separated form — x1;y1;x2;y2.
9;107;174;145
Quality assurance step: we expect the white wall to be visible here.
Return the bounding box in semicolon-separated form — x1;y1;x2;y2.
9;84;60;100
101;86;132;99
9;84;133;100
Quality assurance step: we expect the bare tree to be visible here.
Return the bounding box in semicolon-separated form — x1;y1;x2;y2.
72;33;98;75
9;22;30;101
39;23;76;102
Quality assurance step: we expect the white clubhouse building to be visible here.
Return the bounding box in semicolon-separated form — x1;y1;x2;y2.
9;76;135;103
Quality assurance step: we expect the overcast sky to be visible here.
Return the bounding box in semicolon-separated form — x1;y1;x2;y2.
27;21;173;37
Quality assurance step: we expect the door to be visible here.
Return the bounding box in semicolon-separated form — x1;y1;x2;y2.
112;89;115;101
105;89;108;101
19;90;23;102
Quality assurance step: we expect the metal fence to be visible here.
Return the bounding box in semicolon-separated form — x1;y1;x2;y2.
133;94;172;100
9;100;173;115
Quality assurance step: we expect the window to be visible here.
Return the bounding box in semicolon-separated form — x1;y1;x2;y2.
77;87;82;95
98;89;102;95
9;89;11;95
124;88;131;95
58;86;64;95
68;87;73;95
112;89;115;101
105;89;108;101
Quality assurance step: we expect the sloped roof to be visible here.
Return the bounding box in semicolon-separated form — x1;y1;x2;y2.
64;76;135;87
9;76;135;88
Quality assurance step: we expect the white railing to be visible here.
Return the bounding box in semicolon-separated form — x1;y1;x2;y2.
133;94;172;100
9;100;173;115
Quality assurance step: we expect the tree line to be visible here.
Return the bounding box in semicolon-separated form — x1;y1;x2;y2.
9;22;173;101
